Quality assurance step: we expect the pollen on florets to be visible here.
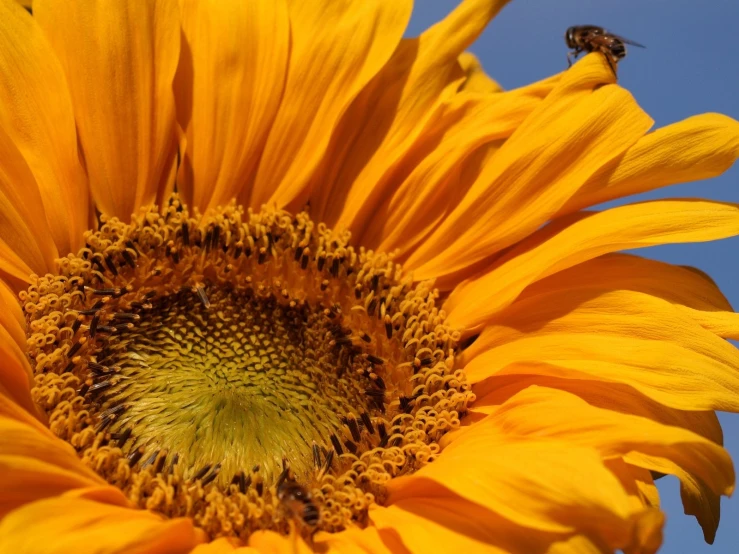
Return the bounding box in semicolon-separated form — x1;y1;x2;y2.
22;195;474;541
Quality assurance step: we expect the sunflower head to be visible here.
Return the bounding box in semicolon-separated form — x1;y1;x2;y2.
0;0;738;553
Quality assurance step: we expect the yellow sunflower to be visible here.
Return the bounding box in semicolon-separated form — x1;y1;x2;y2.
1;0;739;552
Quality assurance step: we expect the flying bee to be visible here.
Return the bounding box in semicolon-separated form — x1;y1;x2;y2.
276;460;320;528
565;25;644;75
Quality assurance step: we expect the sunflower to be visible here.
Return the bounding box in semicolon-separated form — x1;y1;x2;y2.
1;0;739;552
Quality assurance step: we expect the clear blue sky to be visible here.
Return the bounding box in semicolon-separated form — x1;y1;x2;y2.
406;1;739;552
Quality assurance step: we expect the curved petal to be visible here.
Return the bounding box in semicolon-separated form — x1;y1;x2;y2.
0;495;203;554
35;0;181;220
361;88;544;256
471;374;722;448
469;386;734;498
545;534;612;554
463;288;739;411
457;52;503;93
248;0;413;210
0;324;38;420
387;436;660;551
247;531;313;553
0;0;88;257
558;113;739;215
315;526;407;554
174;0;289;214
0;126;59;288
0;280;25;351
310;0;516;232
605;459;660;511
370;498;569;554
0;414;112;518
468;252;739;341
446;200;739;331
190;538;256;554
472;379;721;544
404;55;653;285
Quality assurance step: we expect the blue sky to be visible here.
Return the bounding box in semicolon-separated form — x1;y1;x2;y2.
406;1;739;552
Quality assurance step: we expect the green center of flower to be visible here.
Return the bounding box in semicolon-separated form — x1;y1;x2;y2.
101;286;381;483
23;196;474;541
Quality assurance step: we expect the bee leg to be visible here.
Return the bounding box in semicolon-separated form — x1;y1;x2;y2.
604;54;618;77
567;49;581;67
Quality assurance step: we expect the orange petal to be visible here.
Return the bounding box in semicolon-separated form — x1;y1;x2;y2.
446;200;739;331
35;0;181;220
0;318;38;419
680;475;722;545
471;374;722;449
404;55;652;284
545;534;612;554
248;0;413;210
175;0;289;214
469;386;734;498
0;0;88;257
0;126;58;288
315;0;514;234
467;378;728;541
0;414;110;518
0;279;26;350
370;498;569;554
457;52;503;93
604;459;660;513
314;525;406;554
559;113;739;215
247;530;313;554
0;495;202;554
190;538;254;554
387;436;656;550
463;286;739;411
467;252;739;341
361;88;545;256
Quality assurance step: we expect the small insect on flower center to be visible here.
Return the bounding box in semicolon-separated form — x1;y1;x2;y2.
23;196;474;541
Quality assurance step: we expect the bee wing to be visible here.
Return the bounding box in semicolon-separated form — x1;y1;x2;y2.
613;34;646;48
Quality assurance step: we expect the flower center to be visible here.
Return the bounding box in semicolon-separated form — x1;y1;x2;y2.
23;196;473;540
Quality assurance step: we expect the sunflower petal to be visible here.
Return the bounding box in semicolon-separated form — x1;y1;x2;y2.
0;319;38;419
403;56;652;284
0;414;110;518
0;495;202;554
458;52;503;93
545;534;612;554
470;386;734;498
248;0;413;210
370;498;564;554
0;0;88;257
0;126;59;288
470;252;739;341
35;0;180;220
471;374;723;448
387;436;657;550
312;0;513;230
446;200;739;331
559;113;739;215
680;476;721;544
247;530;313;553
605;459;660;512
464;287;739;411
190;538;255;553
0;279;25;350
175;0;289;214
362;89;544;255
314;526;405;554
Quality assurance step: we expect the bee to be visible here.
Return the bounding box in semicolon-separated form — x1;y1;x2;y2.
276;461;320;527
565;25;644;75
